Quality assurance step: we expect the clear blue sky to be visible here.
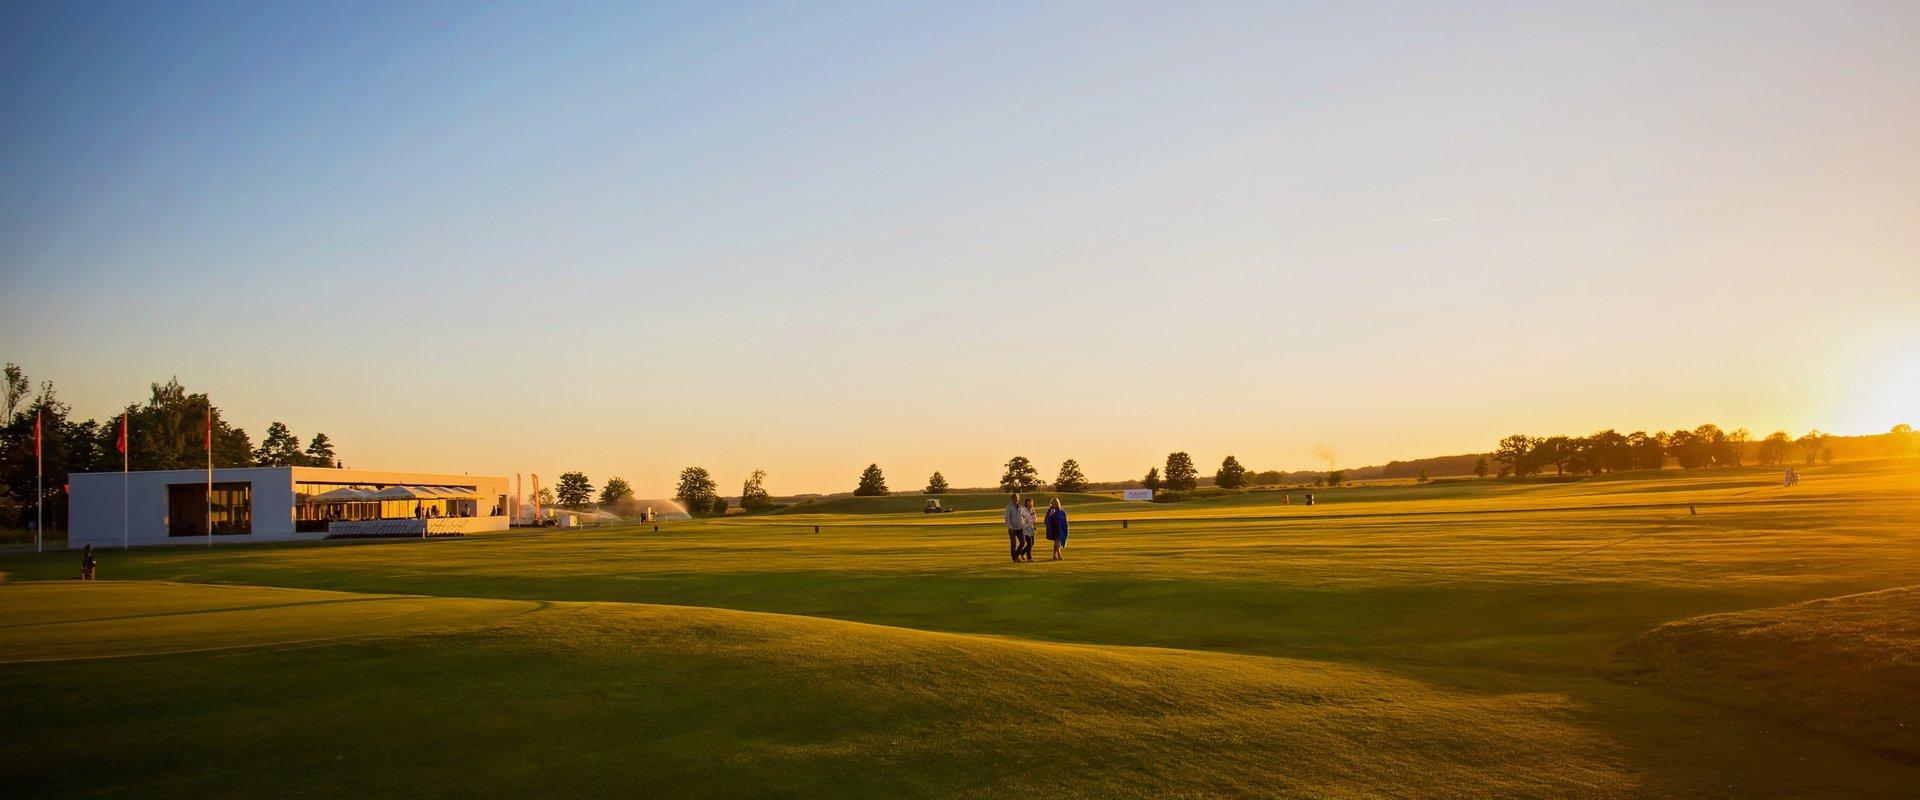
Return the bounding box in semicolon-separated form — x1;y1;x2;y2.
3;1;1917;495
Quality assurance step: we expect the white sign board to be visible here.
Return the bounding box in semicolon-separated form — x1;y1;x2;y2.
1122;489;1154;501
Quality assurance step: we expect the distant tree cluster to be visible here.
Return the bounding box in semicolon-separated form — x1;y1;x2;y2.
1483;423;1899;476
0;364;350;531
1880;424;1916;459
675;466;719;515
999;457;1042;492
740;469;774;511
252;421;338;468
1054;459;1089;492
555;471;595;507
1163;452;1199;491
854;463;890;496
600;476;634;508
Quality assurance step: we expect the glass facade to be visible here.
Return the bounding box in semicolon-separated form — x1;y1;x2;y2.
294;482;482;526
167;482;252;536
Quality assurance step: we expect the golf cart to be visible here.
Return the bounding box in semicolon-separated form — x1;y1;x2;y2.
923;499;955;514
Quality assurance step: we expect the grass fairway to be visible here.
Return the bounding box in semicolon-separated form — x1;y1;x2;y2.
1612;585;1920;761
2;582;1625;799
4;461;1919;797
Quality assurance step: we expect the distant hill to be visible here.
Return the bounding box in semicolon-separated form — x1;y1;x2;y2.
1348;452;1488;480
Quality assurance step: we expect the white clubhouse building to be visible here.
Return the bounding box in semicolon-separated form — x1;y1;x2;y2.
68;466;511;548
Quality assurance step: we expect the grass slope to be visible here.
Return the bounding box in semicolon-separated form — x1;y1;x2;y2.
3;581;1627;799
0;581;531;663
1612;585;1920;761
4;460;1919;797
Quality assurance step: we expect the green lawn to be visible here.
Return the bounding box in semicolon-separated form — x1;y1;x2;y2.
3;461;1918;797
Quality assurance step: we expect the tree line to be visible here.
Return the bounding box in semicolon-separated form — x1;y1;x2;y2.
665;466;775;516
477;423;1920;523
0;364;345;531
661;452;1345;516
751;422;1920;511
1489;423;1915;477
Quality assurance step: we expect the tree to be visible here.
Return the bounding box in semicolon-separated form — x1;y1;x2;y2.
1627;431;1666;470
1054;459;1089;493
1325;469;1347;486
2;363;27;418
1473;456;1490;478
1142;467;1162;491
555;471;594;507
304;433;337;467
1537;436;1575;475
253;422;304;467
1795;430;1828;466
740;469;773;511
1880;423;1915;459
924;471;949;494
1757;430;1792;466
126;378;253;471
600;476;634;508
0;491;18;532
1494;435;1537;477
0;380;77;530
1687;424;1738;467
675;467;717;513
854;463;889;496
1214;455;1247;489
535;487;556;508
1416;468;1429;483
1667;428;1710;469
1723;428;1751;467
1163;452;1198;491
999;456;1041;492
1574;430;1632;474
710;495;731;515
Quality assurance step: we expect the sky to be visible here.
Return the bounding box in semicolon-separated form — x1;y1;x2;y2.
2;1;1917;497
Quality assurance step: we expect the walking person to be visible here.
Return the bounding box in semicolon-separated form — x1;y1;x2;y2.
1004;494;1024;563
1019;497;1038;562
79;544;97;581
1044;498;1069;560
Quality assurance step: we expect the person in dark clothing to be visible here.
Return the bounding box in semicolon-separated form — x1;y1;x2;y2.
1044;498;1069;560
1004;494;1024;563
80;544;97;581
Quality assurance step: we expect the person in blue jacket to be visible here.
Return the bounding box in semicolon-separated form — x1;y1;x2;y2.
1044;498;1069;560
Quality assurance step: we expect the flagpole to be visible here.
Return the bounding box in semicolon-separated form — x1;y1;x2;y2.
122;412;130;550
206;401;213;548
35;411;43;555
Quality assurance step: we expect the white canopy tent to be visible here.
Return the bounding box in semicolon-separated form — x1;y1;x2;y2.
299;484;484;521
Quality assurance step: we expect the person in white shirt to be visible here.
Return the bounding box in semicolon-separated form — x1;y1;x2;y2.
1019;497;1038;562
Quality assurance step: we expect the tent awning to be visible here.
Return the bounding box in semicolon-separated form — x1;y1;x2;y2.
303;487;376;502
367;485;480;500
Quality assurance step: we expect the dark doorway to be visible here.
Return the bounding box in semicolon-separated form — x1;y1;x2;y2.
168;482;252;536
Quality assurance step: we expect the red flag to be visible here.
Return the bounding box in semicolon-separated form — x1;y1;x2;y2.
117;412;128;455
204;408;213;451
33;412;41;458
